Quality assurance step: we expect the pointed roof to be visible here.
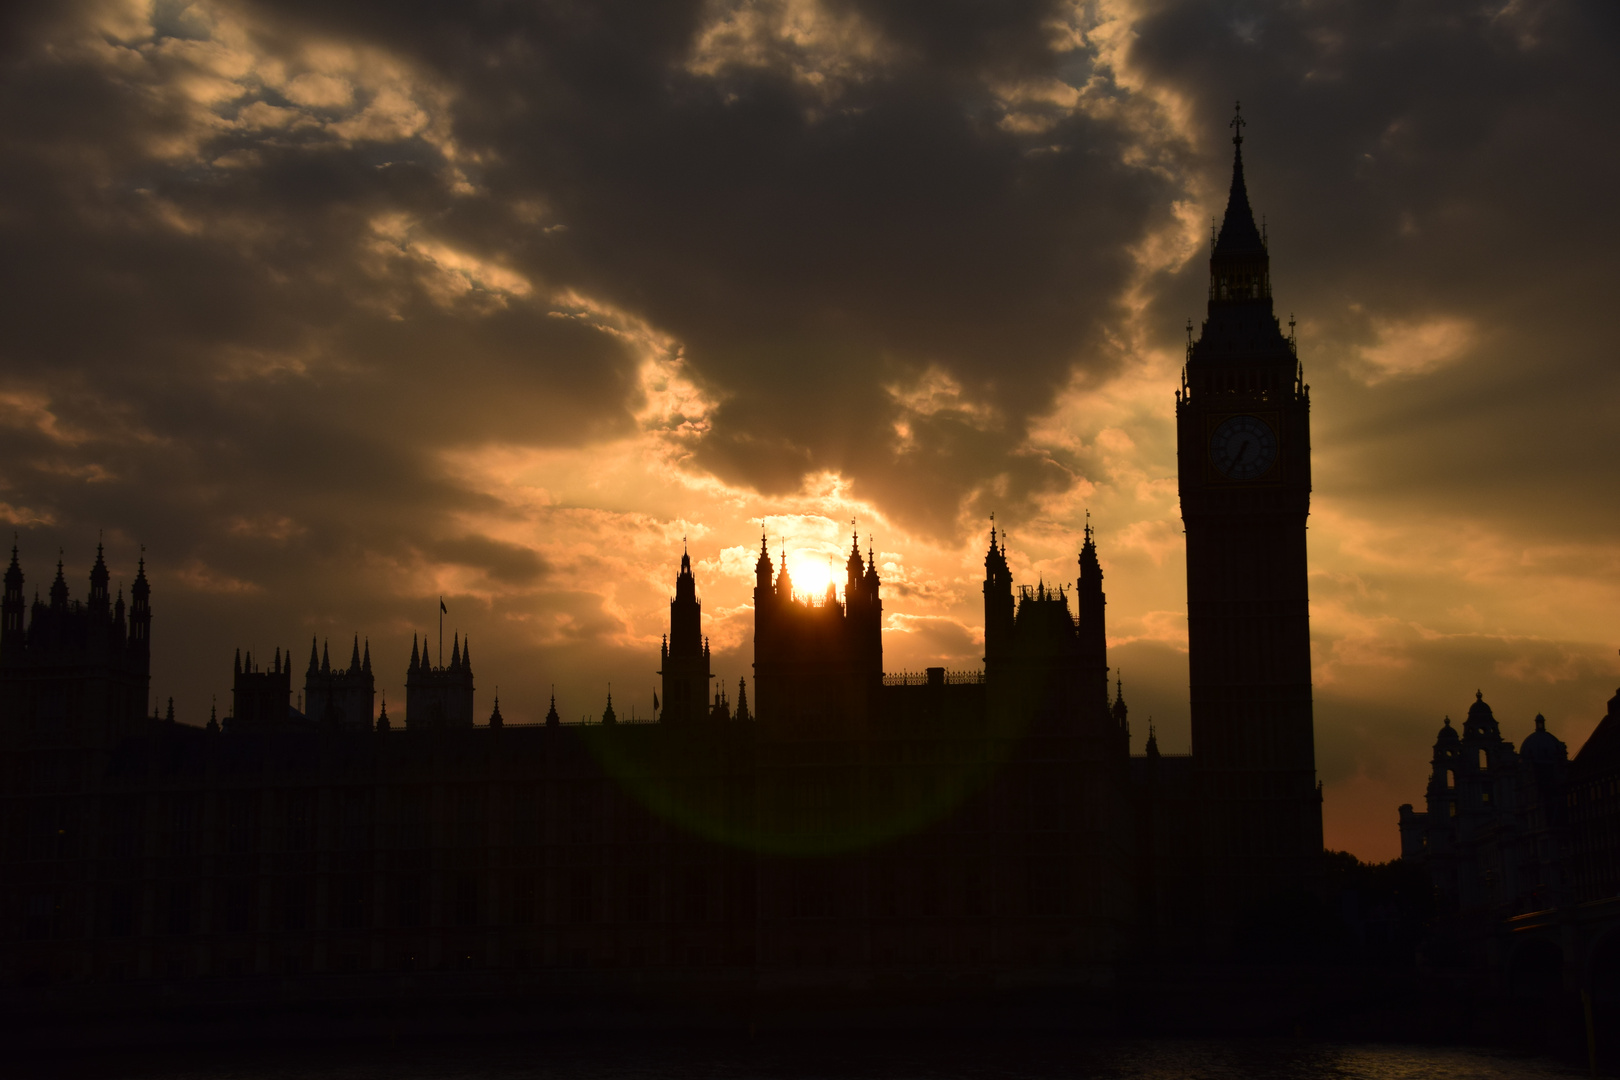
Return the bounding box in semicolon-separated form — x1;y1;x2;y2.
846;521;865;574
50;557;68;606
601;690;616;725
545;690;560;727
1079;511;1102;579
89;542;109;601
308;636;321;676
349;634;362;673
488;695;504;728
1214;102;1265;259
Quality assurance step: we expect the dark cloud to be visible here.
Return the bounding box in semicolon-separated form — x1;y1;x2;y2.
1;0;1616;857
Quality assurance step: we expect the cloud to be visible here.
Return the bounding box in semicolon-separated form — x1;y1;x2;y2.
0;0;1615;861
1353;313;1476;384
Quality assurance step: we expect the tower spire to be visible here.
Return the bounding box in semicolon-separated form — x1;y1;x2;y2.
1214;101;1264;261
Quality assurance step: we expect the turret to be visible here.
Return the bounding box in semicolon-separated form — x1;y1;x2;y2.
89;543;110;613
2;545;24;657
661;541;710;723
754;532;773;600
845;525;866;600
1112;675;1129;740
545;690;560;728
49;559;68;609
982;520;1013;662
129;554;150;661
1077;516;1110;724
775;543;793;600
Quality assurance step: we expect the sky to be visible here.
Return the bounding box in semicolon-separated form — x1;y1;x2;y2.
1;0;1617;861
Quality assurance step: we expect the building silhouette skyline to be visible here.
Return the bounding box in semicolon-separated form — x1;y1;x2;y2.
0;113;1614;1048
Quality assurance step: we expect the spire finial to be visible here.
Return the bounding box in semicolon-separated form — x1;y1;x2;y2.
1230;100;1245;146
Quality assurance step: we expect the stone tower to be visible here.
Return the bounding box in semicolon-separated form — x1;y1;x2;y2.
659;544;711;723
1176;107;1323;920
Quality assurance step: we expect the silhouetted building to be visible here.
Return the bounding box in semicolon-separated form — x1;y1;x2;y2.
1398;693;1570;921
0;114;1374;1001
659;545;711;723
1568;688;1620;903
1177;106;1322;928
751;529;882;726
406;632;474;727
1395;689;1620;1027
305;636;375;728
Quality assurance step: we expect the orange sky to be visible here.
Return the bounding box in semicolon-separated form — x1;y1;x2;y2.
1;0;1617;861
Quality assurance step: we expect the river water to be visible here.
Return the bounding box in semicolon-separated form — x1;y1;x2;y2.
58;1037;1588;1080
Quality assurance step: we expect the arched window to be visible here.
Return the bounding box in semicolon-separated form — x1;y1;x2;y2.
1478;748;1488;769
1446;770;1456;790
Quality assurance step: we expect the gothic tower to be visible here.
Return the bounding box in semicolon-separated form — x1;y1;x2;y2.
1176;108;1323;917
659;544;711;722
981;523;1013;667
305;634;376;727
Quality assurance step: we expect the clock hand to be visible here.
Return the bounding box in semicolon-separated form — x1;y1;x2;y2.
1233;439;1251;466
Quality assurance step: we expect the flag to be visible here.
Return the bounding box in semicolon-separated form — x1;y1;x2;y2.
440;598;447;614
653;691;659;711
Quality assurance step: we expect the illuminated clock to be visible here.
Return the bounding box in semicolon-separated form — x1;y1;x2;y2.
1209;415;1278;480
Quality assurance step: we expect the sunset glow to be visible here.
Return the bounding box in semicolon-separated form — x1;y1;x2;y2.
0;0;1614;866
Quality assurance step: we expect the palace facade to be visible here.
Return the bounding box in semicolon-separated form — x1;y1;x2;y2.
1;119;1338;1002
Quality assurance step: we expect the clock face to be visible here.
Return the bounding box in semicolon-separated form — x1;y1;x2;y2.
1209;415;1279;480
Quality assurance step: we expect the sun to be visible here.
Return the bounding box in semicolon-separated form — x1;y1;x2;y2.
784;554;838;601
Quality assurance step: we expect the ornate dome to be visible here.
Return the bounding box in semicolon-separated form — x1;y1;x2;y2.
1464;690;1501;738
1436;715;1458;744
1520;714;1567;764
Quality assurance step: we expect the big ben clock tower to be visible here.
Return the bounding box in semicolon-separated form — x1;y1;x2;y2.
1178;107;1323;920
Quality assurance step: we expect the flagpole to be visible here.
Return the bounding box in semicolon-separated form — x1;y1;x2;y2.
439;597;444;668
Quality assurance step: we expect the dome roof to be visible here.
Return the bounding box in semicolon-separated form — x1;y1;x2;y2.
1520;714;1567;764
1464;690;1502;739
1436;716;1458;743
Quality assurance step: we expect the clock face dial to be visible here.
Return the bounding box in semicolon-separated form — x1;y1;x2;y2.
1209;415;1279;480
